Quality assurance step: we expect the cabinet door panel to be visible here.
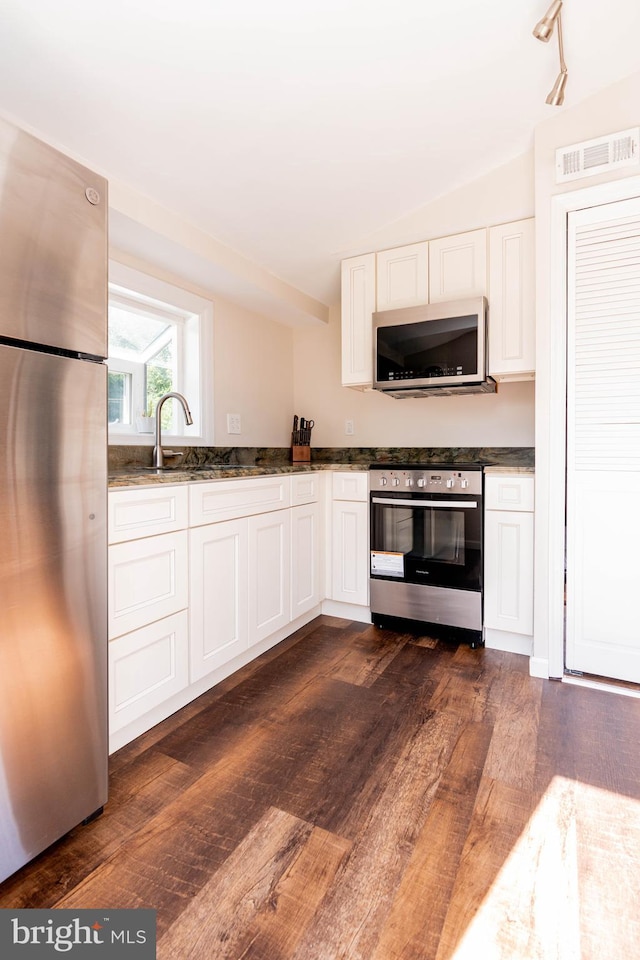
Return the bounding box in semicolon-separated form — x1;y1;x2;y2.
109;531;188;639
484;510;534;635
248;511;291;645
109;611;189;734
488;219;535;380
189;519;248;680
331;500;369;605
376;242;428;310
429;229;487;302
341;253;375;387
291;502;321;619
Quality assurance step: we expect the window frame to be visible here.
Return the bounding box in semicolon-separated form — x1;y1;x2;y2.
108;260;214;446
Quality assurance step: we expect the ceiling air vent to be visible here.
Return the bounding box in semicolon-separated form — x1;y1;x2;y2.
555;127;640;183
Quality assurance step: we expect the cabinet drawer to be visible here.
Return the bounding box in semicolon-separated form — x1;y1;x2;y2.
332;471;368;501
109;485;188;543
189;475;291;526
109;530;188;639
291;472;322;505
485;475;534;512
109;611;189;734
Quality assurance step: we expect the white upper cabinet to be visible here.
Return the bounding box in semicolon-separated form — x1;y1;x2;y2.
340;220;535;388
488;218;535;381
341;253;376;388
428;229;487;302
375;242;429;311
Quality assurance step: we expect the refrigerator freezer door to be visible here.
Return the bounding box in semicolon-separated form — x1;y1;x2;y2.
0;346;107;882
0;116;107;358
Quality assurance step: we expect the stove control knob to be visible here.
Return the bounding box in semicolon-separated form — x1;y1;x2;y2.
405;478;413;487
391;478;400;486
417;478;426;487
446;478;455;489
379;477;387;486
461;478;469;489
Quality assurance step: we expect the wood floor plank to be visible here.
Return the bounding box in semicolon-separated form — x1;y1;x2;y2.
290;709;464;960
156;807;314;959
232;826;351;960
371;720;493;960
483;664;544;791
427;647;504;724
434;775;552;960
535;679;640;798
325;624;409;687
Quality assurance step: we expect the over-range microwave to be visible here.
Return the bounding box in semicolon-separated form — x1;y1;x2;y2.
373;296;494;397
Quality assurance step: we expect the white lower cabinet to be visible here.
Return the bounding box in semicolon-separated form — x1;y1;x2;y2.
331;499;369;606
328;472;369;609
248;509;291;646
189;518;249;681
484;474;534;654
290;501;321;620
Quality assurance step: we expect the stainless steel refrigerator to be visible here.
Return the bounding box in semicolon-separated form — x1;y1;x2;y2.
0;117;108;884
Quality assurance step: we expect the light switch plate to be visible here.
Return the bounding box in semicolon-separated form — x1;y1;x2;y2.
227;413;242;434
345;419;354;436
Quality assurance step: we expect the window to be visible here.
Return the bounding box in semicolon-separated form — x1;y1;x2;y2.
108;261;213;444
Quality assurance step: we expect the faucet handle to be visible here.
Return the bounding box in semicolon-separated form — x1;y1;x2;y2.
161;450;183;459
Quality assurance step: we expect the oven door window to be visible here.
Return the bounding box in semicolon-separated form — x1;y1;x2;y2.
370;496;481;590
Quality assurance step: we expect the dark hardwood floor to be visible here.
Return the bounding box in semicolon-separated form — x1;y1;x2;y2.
2;615;640;959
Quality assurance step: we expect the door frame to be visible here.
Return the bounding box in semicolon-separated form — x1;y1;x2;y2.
537;174;640;680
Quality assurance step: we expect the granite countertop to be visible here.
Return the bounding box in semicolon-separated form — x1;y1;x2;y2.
108;461;367;488
107;446;534;489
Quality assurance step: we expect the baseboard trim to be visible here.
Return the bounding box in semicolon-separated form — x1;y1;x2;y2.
529;656;551;679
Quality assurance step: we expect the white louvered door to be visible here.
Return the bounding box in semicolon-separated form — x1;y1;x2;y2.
566;196;640;681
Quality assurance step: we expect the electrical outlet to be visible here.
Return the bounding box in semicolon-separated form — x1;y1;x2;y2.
227;413;242;435
345;419;354;436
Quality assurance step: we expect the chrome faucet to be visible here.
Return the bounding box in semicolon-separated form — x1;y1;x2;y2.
153;392;194;468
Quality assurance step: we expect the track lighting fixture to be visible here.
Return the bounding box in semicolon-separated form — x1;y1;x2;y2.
533;0;568;106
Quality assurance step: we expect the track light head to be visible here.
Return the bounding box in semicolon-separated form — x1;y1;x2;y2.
533;0;567;106
533;0;563;42
546;70;568;106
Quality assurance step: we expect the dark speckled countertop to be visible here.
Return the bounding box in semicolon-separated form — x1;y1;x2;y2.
108;445;534;488
108;461;364;488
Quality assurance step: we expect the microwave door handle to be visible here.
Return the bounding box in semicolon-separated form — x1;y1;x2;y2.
370;498;477;509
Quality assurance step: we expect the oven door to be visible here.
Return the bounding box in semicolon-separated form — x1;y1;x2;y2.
370;492;482;591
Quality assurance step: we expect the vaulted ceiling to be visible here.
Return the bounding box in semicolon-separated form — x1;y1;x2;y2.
0;1;638;310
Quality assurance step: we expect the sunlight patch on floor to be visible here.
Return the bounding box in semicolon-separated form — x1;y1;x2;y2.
447;775;640;960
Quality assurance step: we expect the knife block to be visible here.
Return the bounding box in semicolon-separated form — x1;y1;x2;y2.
291;445;311;462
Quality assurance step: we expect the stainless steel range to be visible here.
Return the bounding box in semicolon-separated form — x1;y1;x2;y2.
369;463;484;646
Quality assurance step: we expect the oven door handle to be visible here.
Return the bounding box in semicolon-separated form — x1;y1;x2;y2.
371;497;477;509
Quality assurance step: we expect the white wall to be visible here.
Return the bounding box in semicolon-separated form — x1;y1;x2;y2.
213;298;293;446
294;153;536;448
533;68;640;676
